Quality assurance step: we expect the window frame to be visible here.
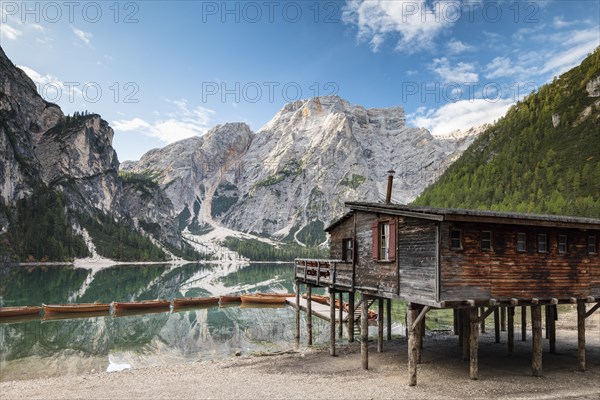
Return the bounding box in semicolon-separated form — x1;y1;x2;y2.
589;235;598;255
537;233;548;253
342;238;354;262
516;232;527;253
558;234;568;254
481;230;493;252
379;222;390;261
450;229;462;250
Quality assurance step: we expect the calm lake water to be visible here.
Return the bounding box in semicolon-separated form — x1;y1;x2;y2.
0;262;333;381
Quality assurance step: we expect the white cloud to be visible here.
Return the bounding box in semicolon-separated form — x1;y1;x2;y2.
342;0;458;53
553;16;590;29
430;58;478;84
18;65;84;103
447;38;472;54
71;26;92;47
409;98;514;136
0;24;22;40
112;99;216;143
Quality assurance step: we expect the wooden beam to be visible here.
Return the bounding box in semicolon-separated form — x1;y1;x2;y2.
348;292;355;343
470;307;479;380
462;308;470;361
457;309;463;346
307;285;313;346
453;309;459;336
411;306;431;330
511;298;519;306
478;306;497;323
386;299;392;340
338;292;343;338
489;298;498;306
548;305;556;354
507;306;514;355
494;308;500;343
330;290;336;356
295;281;301;341
361;294;369;370
480;307;486;333
550;298;558;305
532;298;539;305
521;305;527;341
570;297;577;304
584;302;600;319
407;303;418;386
501;306;507;332
531;304;543;377
377;298;384;353
577;301;586;371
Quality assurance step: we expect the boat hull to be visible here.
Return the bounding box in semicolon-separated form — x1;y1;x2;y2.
240;295;287;304
0;306;41;318
113;300;170;311
219;296;241;303
43;304;110;314
173;297;219;307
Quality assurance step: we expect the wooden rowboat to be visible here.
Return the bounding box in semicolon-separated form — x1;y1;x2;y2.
43;303;110;314
240;295;287;304
43;311;109;321
113;300;170;311
0;306;41;318
255;293;294;298
219;295;241;304
172;297;219;307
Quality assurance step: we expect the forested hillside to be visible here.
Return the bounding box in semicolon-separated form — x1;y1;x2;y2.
414;49;600;217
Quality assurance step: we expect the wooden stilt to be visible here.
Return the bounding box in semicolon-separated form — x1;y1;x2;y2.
330;289;336;356
470;307;479;380
480;307;486;333
545;306;549;340
386;299;392;340
458;309;464;347
348;292;355;343
307;284;313;346
295;281;300;341
531;304;543;377
361;294;369;370
548;305;556;354
407;303;418;386
494;308;500;343
521;305;527;341
338;292;343;338
501;306;507;332
507;306;514;355
420;313;425;350
577;301;586;371
453;308;459;336
416;305;424;363
462;308;470;361
377;298;384;352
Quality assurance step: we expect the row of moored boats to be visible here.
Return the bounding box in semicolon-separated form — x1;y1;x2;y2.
0;293;294;319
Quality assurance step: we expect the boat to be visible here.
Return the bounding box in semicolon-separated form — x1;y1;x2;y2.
42;303;110;314
240;295;287;304
43;311;109;321
112;300;171;311
301;293;330;306
255;293;294;298
172;297;219;308
0;306;41;318
239;303;286;309
219;295;241;304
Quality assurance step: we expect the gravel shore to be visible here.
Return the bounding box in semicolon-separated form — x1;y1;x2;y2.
1;319;598;400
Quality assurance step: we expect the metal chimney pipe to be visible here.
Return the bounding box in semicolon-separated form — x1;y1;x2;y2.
385;169;395;204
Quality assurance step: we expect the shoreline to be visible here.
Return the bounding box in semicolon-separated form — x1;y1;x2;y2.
1;325;598;400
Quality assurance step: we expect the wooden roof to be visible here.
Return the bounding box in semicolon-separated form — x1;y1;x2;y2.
324;202;600;231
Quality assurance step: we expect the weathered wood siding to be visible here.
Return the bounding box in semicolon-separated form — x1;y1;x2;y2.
440;222;600;301
327;216;354;288
398;217;439;303
354;211;398;294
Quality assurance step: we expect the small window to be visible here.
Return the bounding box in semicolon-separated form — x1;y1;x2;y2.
481;231;492;251
516;232;527;252
538;234;547;253
450;230;462;249
589;235;598;254
558;235;567;254
342;238;353;262
380;222;390;261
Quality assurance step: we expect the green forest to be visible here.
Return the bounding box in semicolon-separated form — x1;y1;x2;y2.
222;236;327;261
0;186;90;262
414;49;600;217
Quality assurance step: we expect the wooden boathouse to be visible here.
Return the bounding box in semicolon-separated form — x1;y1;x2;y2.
294;200;600;385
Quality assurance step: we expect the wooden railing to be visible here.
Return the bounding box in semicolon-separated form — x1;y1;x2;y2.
294;259;345;287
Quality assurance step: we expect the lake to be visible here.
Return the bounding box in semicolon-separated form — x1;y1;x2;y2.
0;262;333;381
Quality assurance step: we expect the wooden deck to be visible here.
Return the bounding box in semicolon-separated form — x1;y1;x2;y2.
285;297;354;323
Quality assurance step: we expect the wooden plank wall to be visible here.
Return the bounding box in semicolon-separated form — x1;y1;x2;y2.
328;217;354;287
440;222;600;301
354;211;398;293
398;217;439;303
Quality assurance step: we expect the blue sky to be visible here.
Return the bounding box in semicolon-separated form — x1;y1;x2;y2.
1;0;598;161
